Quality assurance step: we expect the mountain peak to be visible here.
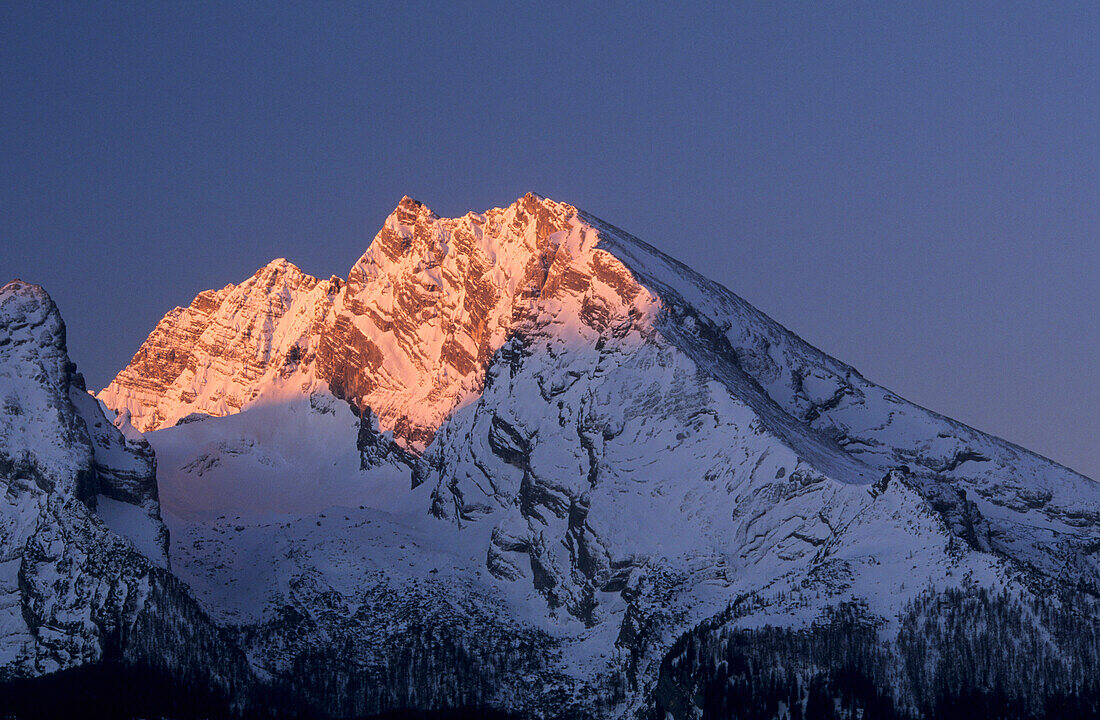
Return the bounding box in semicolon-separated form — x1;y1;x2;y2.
250;257;313;287
1;278;54;307
261;257;296;271
334;193;587;449
99;194;594;443
388;195;437;227
1;279;66;368
511;190;576;220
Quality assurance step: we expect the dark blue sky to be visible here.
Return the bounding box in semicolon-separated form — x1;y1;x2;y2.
2;2;1096;478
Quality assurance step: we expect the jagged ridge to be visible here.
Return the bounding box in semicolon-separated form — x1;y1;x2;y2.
100;193;579;453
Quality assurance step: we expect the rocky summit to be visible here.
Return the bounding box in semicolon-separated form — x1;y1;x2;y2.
2;195;1099;719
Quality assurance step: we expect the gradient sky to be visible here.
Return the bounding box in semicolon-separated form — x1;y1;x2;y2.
1;2;1096;479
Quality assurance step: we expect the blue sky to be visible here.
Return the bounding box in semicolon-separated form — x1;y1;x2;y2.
1;2;1096;478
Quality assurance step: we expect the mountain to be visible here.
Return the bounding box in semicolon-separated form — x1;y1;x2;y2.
4;194;1098;718
0;280;261;718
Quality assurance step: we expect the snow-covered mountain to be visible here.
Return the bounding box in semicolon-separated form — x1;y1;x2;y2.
4;194;1098;718
0;280;254;716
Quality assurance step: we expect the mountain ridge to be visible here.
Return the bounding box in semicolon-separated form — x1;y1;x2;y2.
99;193;1093;479
99;194;1099;597
3;194;1098;718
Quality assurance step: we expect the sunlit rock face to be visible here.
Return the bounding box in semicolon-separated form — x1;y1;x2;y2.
98;260;342;434
323;193;579;451
102;193;587;452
